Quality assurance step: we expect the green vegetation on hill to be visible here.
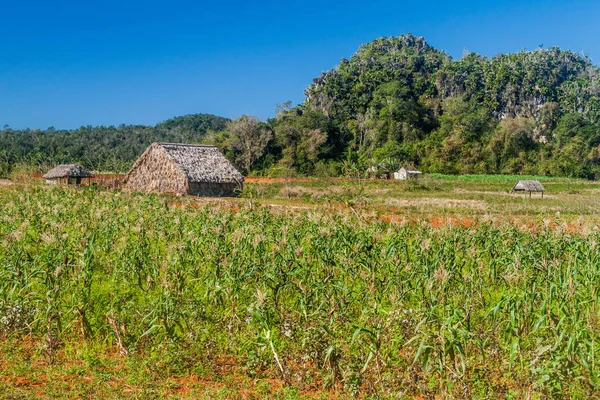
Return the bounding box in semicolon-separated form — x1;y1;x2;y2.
205;35;600;179
281;34;599;178
0;114;228;176
2;35;599;179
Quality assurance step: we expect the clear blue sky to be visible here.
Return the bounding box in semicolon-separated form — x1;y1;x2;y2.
1;0;598;129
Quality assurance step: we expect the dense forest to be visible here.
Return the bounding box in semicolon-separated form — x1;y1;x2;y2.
0;114;228;177
2;34;600;178
290;35;600;178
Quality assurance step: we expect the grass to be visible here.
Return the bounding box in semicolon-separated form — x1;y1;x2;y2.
1;177;600;398
428;173;580;183
245;174;600;219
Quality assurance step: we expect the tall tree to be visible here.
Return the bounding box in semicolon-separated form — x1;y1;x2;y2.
206;115;273;175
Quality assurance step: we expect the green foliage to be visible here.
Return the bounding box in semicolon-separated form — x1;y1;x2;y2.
271;109;333;175
156;113;229;133
1;35;599;180
554;113;599;147
204;115;274;174
1;186;599;397
0;114;228;176
298;35;600;179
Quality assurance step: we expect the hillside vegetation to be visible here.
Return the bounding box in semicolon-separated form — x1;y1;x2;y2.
278;35;599;178
2;35;599;179
189;35;600;179
0;114;228;176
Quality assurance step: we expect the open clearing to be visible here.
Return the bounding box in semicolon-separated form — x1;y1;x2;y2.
183;175;600;232
1;175;600;399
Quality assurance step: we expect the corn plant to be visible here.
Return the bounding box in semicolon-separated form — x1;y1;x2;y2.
0;185;599;397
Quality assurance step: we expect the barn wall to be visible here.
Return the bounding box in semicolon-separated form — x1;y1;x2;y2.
394;169;408;180
125;146;188;194
188;182;242;197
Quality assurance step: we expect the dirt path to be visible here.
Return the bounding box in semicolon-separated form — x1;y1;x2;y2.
245;176;314;184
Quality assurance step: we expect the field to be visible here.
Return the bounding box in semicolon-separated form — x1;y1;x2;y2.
1;175;600;399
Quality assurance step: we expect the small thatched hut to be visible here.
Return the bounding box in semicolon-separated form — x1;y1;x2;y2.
124;142;243;196
512;180;545;198
393;166;422;180
43;164;94;185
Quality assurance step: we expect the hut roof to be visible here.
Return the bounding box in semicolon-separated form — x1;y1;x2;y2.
43;164;94;179
400;166;422;173
512;180;545;192
155;142;243;184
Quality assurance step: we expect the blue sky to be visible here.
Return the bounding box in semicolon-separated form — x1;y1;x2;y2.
1;0;598;129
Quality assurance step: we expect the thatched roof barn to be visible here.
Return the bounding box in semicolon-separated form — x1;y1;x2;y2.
124;142;244;197
393;166;422;180
512;180;545;197
43;164;94;185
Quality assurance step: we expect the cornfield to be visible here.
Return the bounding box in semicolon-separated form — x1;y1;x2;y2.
1;185;599;398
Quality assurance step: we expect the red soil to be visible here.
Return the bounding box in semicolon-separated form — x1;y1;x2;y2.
245;177;313;184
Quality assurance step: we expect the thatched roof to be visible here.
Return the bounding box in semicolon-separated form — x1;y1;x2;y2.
512;180;545;192
130;143;244;185
159;142;243;184
43;164;94;179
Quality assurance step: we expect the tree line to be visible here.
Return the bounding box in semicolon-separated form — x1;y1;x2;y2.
2;34;599;179
0;114;228;178
209;36;600;179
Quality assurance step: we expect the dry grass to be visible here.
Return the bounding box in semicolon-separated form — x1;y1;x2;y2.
384;197;488;211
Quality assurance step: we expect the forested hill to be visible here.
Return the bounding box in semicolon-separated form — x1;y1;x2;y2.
307;35;599;123
2;35;600;179
0;114;228;175
290;34;600;178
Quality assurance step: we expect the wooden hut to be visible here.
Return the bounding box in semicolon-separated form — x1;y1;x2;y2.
393;166;422;180
124;142;244;197
43;164;94;185
512;180;545;198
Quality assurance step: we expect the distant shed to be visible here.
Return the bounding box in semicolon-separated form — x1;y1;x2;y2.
512;180;545;198
393;166;422;180
124;142;243;197
43;164;94;185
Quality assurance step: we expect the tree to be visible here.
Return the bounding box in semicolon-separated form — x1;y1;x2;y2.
271;108;332;175
488;117;536;172
553;113;599;146
275;125;327;174
210;116;273;175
